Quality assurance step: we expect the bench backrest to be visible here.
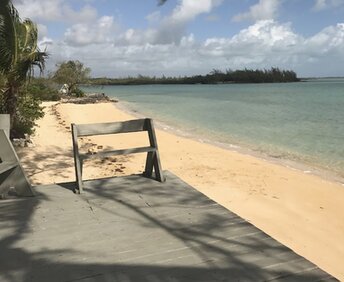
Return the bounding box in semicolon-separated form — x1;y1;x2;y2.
71;118;164;193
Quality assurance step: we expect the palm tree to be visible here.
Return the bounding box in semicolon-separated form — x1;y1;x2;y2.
0;0;47;128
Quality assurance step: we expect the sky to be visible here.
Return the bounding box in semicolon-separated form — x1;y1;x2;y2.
13;0;344;78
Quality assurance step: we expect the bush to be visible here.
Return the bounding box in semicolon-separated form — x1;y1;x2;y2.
1;86;45;138
26;78;61;101
72;87;85;97
11;94;44;138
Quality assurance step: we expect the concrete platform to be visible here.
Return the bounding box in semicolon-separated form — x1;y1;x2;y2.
0;171;337;281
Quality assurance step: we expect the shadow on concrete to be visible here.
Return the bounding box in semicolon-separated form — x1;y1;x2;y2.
0;172;337;282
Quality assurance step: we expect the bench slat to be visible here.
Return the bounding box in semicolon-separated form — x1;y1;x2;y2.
74;119;148;137
81;146;157;160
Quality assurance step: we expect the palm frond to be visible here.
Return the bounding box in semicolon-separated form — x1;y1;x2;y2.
1;0;48;93
22;19;38;53
0;0;21;72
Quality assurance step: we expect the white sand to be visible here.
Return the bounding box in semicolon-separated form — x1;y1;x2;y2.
18;101;344;280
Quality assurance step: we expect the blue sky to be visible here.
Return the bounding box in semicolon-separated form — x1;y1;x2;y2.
13;0;344;77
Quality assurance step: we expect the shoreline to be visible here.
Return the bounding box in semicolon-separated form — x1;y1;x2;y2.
19;101;344;280
115;99;344;187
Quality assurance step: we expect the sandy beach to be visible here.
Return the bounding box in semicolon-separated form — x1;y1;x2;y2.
18;101;344;280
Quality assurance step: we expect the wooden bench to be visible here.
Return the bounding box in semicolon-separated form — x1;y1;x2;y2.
0;129;33;198
71;118;165;193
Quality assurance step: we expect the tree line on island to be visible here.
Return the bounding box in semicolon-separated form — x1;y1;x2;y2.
88;68;300;86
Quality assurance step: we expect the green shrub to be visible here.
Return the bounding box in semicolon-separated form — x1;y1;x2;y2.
72;87;85;97
11;94;44;138
0;91;44;138
26;78;61;101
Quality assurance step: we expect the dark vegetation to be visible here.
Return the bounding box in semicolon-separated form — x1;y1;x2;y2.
0;0;48;137
53;60;90;96
87;68;300;86
0;76;60;137
24;78;60;101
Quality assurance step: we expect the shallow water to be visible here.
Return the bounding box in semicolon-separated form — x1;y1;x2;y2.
82;79;344;177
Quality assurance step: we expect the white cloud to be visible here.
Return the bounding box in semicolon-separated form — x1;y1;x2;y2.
232;20;299;47
37;24;48;40
20;0;344;77
51;39;200;77
146;11;162;23
314;0;327;10
44;20;344;78
232;0;281;22
170;0;223;22
116;28;158;46
202;20;301;67
63;5;98;23
200;21;344;76
14;0;112;47
304;23;344;54
117;0;222;46
14;0;63;21
14;0;222;48
13;0;98;23
313;0;344;11
39;37;54;52
298;23;344;75
64;16;116;46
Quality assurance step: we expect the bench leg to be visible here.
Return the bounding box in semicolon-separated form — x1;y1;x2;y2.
153;151;165;182
0;166;33;197
143;151;154;178
72;124;83;193
75;158;83;194
144;151;165;182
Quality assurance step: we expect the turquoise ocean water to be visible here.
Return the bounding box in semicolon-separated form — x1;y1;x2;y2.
82;79;344;178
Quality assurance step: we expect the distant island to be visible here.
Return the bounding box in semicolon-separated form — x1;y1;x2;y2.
87;68;300;86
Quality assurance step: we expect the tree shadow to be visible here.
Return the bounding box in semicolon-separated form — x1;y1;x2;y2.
16;145;75;184
0;172;337;282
